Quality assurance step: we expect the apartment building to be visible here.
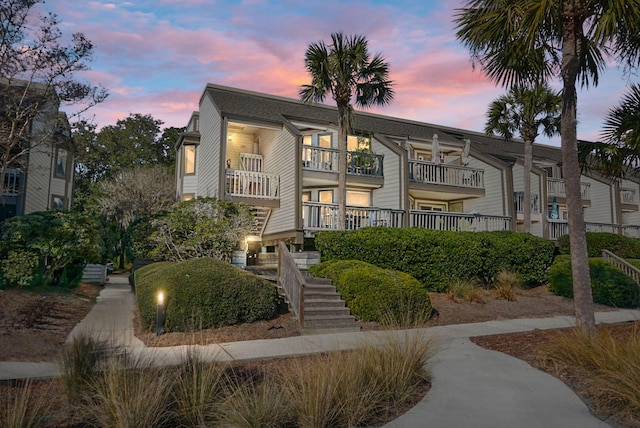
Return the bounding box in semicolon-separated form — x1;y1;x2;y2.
175;83;640;253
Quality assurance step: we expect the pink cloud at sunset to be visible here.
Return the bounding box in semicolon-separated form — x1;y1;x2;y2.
41;0;636;147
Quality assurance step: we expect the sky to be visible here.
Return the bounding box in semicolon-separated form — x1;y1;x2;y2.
43;0;638;146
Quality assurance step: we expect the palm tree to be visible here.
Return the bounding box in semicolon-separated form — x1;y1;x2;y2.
485;83;561;233
299;32;394;230
581;84;640;180
454;0;640;333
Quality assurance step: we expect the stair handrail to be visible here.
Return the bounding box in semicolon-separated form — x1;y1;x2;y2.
278;242;306;327
602;249;640;284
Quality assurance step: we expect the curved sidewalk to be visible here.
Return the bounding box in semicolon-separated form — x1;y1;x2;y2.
2;275;638;427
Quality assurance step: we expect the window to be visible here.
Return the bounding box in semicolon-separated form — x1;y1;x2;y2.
183;145;196;175
54;148;67;178
318;134;332;148
417;201;447;211
347;135;371;152
51;195;65;211
346;190;370;207
303;135;312;145
319;190;333;204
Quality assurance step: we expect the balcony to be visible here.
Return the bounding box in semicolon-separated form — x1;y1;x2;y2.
225;170;279;199
408;160;484;189
302;202;403;232
547;178;590;200
2;168;21;196
410;210;511;232
302;146;384;178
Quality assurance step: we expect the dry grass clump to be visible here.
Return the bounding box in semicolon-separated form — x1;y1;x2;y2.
447;279;486;303
0;380;51;428
493;270;522;301
545;324;640;423
40;333;432;427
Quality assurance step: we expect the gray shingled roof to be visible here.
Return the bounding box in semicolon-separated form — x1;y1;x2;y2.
205;83;564;165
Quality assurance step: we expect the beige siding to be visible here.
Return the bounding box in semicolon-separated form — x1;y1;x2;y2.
583;176;614;224
197;95;222;198
260;128;297;235
23;145;53;213
371;139;403;209
464;157;508;216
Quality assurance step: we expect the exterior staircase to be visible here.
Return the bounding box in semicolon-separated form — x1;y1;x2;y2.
302;276;359;334
249;207;271;236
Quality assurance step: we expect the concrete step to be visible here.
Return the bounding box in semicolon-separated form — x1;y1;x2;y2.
304;291;342;300
305;298;346;308
305;277;333;286
303;314;357;329
304;306;352;317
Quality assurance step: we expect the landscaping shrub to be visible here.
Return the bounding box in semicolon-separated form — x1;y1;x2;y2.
135;258;282;332
548;255;640;307
558;232;640;258
310;260;431;324
0;211;103;288
314;228;554;291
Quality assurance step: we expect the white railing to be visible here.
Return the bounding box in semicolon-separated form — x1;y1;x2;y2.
547;219;640;240
225;170;279;199
302;146;339;172
409;211;511;232
302;202;404;231
2;168;21;196
278;242;306;326
346;151;383;177
514;192;540;214
240;153;263;172
408;160;484;189
602;250;640;285
620;187;637;205
547;178;590;200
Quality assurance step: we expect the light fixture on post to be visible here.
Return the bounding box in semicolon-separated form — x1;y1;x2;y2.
156;291;164;336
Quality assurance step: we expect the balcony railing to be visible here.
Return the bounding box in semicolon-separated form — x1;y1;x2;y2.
409;210;511;232
408;160;484;189
302;146;384;178
302;202;404;231
620;187;637;205
225;170;279;199
547;219;640;240
514;192;540;214
2;168;21;196
547;178;590;200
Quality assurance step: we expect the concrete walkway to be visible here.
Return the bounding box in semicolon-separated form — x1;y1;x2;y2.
2;274;639;427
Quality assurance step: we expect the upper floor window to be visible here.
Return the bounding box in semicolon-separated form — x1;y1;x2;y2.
183;145;196;175
302;133;333;148
54;148;67;179
347;135;371;152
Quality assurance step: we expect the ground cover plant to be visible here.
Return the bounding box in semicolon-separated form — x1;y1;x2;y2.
135;258;283;332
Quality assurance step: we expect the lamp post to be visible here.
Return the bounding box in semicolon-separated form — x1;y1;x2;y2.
156;291;164;336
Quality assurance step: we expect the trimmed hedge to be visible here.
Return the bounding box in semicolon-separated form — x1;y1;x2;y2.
558;232;640;258
314;228;554;291
135;258;282;332
548;255;640;308
309;260;432;324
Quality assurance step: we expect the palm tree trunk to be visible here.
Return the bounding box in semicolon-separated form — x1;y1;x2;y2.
523;140;532;233
561;6;595;334
337;108;347;231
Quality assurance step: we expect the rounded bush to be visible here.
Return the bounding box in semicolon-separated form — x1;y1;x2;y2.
310;260;431;324
548;255;640;308
135;258;282;332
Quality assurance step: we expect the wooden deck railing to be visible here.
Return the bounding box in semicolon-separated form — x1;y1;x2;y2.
602;249;640;285
302;202;404;231
408;160;484;189
547;178;590;200
620;187;638;205
278;242;306;327
225;170;279;199
409;210;511;232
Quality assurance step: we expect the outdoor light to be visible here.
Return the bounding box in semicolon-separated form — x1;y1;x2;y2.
156;290;165;337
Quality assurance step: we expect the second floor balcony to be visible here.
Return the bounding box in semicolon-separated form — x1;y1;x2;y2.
302;146;384;178
408;160;484;189
514;192;541;214
547;178;590;200
225;169;279;200
620;187;638;210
